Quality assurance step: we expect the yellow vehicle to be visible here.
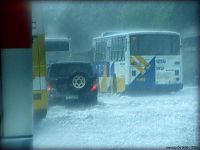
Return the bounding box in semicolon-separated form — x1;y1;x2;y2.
32;16;48;120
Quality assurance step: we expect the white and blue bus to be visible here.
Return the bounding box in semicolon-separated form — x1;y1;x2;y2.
92;31;183;93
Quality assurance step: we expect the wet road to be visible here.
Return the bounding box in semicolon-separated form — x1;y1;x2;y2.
33;86;199;149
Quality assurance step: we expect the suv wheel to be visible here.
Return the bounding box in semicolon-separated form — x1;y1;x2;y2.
72;74;86;89
71;73;88;91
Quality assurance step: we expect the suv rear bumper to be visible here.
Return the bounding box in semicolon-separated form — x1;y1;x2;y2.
48;90;97;100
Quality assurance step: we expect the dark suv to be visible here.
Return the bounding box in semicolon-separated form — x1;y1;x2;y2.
47;62;98;104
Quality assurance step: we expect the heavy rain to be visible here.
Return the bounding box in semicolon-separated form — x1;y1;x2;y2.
32;1;199;149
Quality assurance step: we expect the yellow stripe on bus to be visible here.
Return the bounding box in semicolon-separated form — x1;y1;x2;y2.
130;56;145;74
33;34;47;112
32;37;39;73
117;77;125;93
33;34;46;77
33;90;48;111
33;65;46;77
135;55;150;69
37;35;46;66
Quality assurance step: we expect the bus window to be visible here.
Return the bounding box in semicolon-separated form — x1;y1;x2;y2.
130;36;137;55
130;34;180;55
111;37;125;61
95;39;107;62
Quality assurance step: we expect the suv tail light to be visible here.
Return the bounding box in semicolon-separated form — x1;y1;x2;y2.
47;82;52;92
91;84;97;91
90;79;98;92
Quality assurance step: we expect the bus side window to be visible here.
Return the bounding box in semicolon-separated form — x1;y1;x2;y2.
124;37;127;51
111;37;125;61
118;37;125;61
106;47;111;61
111;38;115;61
119;51;122;61
130;36;136;55
117;50;120;61
114;51;117;61
95;39;107;62
121;37;125;61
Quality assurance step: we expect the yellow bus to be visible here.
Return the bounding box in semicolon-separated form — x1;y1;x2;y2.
32;16;47;120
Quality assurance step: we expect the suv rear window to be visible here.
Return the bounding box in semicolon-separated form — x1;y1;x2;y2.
49;63;93;78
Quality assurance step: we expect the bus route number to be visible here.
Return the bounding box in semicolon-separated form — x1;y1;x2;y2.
156;59;166;64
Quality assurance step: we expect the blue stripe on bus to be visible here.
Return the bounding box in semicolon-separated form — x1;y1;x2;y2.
127;57;156;89
127;56;183;91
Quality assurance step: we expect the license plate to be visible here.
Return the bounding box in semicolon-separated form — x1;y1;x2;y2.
66;95;78;100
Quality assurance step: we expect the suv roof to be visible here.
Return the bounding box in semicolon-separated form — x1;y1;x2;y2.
47;62;94;79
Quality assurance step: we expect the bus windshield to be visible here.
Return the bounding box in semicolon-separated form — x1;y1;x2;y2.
130;34;180;55
45;40;70;52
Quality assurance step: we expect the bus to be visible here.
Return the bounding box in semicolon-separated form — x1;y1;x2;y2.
45;37;71;65
92;31;183;93
32;16;48;120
